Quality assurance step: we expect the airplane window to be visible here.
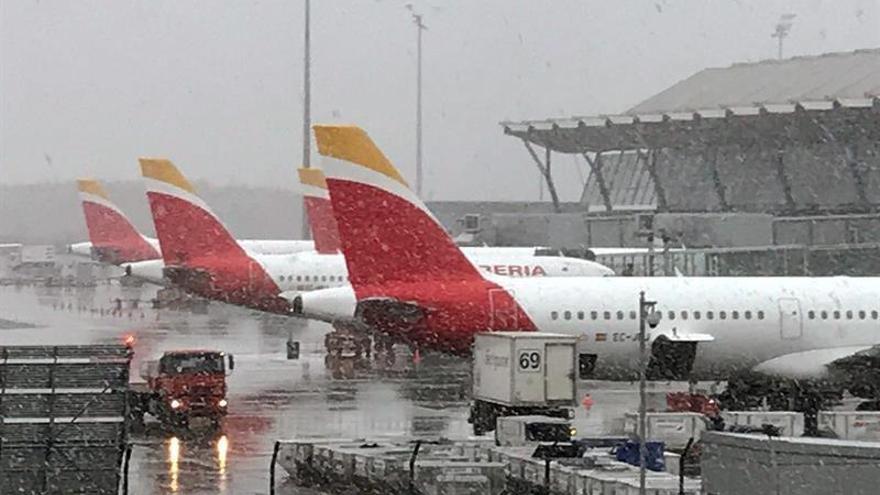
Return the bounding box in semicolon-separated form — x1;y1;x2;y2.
744;311;752;320
321;275;327;282
859;310;866;320
694;311;701;320
833;310;840;320
616;311;624;320
577;311;584;320
732;311;739;320
808;310;815;320
719;311;726;320
629;310;637;320
297;276;302;282
604;311;611;320
668;311;675;320
707;311;714;320
846;310;853;320
305;275;310;281
821;310;828;320
681;311;688;320
551;311;558;320
757;310;764;320
279;275;285;282
874;310;879;320
564;311;572;320
591;311;598;320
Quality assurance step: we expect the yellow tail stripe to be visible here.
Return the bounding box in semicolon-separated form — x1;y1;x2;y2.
298;167;328;189
313;125;409;187
76;179;109;200
139;158;197;195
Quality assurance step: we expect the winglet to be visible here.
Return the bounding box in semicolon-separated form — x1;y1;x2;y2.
314;124;482;287
298;167;341;254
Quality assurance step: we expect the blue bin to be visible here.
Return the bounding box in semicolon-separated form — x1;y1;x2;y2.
614;441;666;471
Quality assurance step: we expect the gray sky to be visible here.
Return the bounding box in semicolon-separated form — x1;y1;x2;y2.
2;0;878;201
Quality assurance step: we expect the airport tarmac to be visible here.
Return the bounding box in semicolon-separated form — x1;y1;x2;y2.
0;282;692;494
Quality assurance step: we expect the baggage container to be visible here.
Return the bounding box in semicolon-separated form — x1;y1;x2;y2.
495;415;573;446
614;475;702;494
413;460;506;495
818;411;880;441
722;410;804;437
624;412;706;449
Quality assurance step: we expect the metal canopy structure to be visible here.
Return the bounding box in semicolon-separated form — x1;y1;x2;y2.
502;49;880;214
0;345;132;495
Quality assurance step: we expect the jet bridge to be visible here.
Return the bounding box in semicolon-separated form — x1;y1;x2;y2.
0;345;132;495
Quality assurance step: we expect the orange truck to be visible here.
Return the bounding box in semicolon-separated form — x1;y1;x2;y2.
128;350;234;429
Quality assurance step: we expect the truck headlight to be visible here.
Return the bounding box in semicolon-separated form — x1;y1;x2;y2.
569;426;577;437
218;399;227;408
170;399;181;410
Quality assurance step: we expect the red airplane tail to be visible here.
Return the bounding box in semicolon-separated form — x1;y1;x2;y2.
313;125;484;289
139;158;284;312
298;167;341;254
139;158;247;265
312;125;536;352
77;178;159;263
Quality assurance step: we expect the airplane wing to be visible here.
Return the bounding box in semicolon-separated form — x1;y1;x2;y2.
752;345;880;380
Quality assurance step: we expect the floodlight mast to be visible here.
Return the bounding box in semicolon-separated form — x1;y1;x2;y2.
300;0;312;239
771;13;796;60
407;4;427;197
638;291;659;495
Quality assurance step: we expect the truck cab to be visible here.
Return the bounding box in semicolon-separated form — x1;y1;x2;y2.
130;350;234;429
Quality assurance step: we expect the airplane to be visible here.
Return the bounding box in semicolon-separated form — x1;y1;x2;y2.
135;158;614;314
290;124;880;406
70;178;318;266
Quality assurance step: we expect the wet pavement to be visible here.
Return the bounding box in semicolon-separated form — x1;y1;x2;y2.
0;282;689;494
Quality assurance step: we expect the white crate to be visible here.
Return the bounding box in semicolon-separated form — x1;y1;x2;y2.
614;475;702;495
819;411;880;441
624;412;706;449
722;411;804;436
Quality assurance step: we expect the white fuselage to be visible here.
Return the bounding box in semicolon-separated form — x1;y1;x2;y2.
70;237;318;259
496;276;880;380
125;248;615;288
259;250;614;293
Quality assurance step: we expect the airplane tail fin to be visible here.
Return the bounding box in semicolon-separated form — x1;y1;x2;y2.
313;124;483;288
139;158;247;265
298;167;341;254
77;178;159;263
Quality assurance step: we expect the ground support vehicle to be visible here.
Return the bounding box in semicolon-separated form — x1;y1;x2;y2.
128;349;233;429
469;332;577;436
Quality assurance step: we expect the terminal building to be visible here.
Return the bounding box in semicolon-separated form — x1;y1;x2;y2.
457;48;880;276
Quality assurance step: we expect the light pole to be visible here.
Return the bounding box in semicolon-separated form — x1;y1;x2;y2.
300;0;312;239
408;7;427;197
638;291;659;494
771;14;796;60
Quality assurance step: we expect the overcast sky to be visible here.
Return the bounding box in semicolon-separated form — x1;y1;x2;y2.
1;0;878;202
